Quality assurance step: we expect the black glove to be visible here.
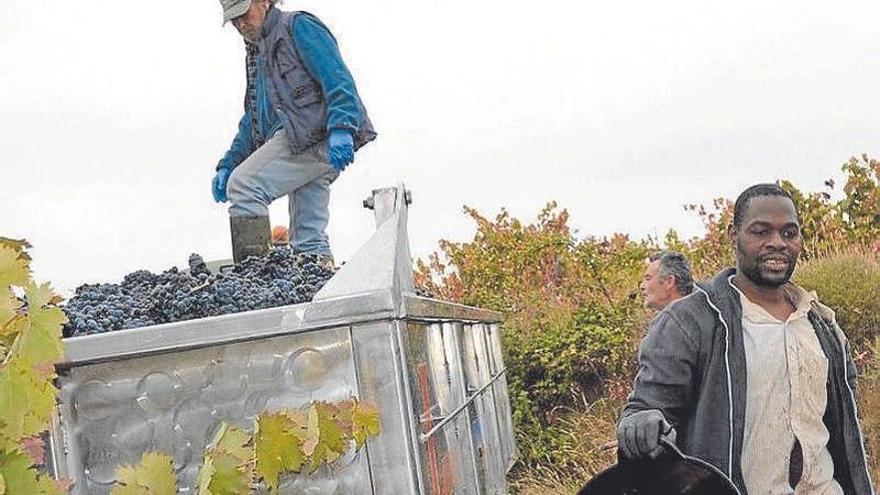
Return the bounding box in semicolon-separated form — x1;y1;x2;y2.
617;409;677;460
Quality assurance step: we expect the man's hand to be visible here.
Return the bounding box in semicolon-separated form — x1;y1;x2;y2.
212;168;231;203
617;409;677;460
328;129;354;171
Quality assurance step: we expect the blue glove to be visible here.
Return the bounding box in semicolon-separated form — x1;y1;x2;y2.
327;129;354;171
212;168;231;203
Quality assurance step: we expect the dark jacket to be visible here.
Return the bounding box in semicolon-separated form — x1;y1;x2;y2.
623;268;874;495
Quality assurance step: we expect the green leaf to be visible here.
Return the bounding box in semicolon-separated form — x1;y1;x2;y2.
112;451;177;495
0;247;29;292
206;452;252;495
196;455;216;495
0;361;55;447
0;450;41;494
307;402;348;473
8;283;66;366
254;412;305;491
212;423;251;464
351;401;381;449
197;423;254;495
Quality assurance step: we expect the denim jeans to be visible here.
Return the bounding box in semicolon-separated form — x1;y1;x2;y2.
227;130;339;256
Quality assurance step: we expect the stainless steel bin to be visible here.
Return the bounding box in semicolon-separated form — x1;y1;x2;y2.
51;185;517;494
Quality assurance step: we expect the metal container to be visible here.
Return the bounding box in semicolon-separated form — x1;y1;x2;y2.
50;184;518;494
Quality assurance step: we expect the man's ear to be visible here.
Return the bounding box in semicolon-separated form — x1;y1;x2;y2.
728;223;737;248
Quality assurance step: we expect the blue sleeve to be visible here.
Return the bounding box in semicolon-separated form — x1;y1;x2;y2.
216;113;255;171
292;14;363;135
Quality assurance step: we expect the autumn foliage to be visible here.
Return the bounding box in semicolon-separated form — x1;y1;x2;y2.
0;239;70;494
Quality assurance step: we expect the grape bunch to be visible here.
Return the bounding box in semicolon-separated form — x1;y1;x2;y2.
62;247;335;337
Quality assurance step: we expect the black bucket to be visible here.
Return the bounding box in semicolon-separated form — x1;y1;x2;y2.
577;439;740;495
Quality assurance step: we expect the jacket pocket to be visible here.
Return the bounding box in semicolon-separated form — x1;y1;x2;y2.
292;82;322;107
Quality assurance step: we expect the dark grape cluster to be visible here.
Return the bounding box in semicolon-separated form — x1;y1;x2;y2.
63;247;335;337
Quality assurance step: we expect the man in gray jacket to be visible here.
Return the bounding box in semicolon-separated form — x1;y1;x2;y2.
618;184;874;495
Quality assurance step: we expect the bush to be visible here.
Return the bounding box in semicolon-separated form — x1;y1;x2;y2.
794;250;880;352
508;396;624;495
860;337;880;484
505;303;637;466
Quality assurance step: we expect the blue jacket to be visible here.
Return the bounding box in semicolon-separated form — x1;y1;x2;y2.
217;8;375;172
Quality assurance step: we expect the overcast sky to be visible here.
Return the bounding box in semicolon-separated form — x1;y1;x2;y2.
2;0;878;295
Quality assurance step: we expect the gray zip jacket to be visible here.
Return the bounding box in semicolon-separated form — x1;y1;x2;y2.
623;268;874;495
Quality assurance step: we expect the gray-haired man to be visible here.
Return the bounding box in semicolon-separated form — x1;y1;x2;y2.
640;251;694;311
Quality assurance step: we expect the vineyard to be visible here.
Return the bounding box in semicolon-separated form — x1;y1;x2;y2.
415;155;880;493
0;157;876;493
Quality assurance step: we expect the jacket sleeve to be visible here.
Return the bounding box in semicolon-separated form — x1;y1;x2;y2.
292;14;364;135
216;113;255;171
622;310;699;428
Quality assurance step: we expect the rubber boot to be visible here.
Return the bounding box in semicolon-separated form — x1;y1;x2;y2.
230;215;271;264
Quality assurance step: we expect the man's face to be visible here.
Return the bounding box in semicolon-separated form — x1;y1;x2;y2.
732;196;802;288
231;0;270;43
640;259;677;310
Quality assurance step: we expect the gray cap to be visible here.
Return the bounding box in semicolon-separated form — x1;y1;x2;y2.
220;0;251;25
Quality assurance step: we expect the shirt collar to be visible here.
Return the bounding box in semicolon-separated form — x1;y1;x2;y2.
727;275;816;324
260;6;280;39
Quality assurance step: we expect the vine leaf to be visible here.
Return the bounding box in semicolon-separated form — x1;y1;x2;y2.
198;423;255;495
254;412;306;491
9;283;66;367
112;451;177;495
195;455;216;495
213;423;252;463
19;436;44;466
307;402;348;473
0;451;39;493
351;401;381;449
205;452;252;495
0;361;55;449
0;450;64;494
0;247;29;293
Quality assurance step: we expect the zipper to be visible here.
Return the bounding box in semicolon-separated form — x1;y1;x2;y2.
696;286;735;479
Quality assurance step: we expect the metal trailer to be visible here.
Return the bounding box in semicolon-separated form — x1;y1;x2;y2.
49;185;518;494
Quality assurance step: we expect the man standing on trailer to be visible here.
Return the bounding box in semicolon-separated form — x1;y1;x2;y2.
212;0;376;265
618;184;874;495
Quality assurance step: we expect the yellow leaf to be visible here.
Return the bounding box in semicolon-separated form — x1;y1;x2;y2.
307;402;348;473
112;451;177;495
0;472;5;495
213;423;252;463
0;450;40;494
254;412;305;491
36;475;71;495
351;401;381;449
196;455;215;495
0;361;56;443
0;246;29;292
0;295;22;339
207;452;252;495
8;283;66;366
198;423;255;495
